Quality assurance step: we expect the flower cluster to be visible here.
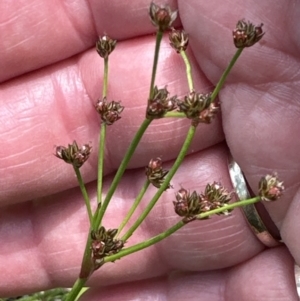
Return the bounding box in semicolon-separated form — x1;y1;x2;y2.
173;182;232;222
146;86;177;119
91;227;124;270
96;35;117;59
55;141;92;168
145;157;171;189
233;20;264;48
258;173;284;201
169;29;189;53
149;2;177;32
177;91;219;126
95;97;124;125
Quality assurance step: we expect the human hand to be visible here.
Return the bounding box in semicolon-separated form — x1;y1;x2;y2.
0;0;299;300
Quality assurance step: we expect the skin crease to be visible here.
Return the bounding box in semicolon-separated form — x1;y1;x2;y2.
0;0;300;300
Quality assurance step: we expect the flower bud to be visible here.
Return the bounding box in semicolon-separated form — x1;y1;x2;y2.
169;29;189;53
96;35;117;59
90;226;124;271
258;173;284;201
95;97;124;125
173;188;201;217
55;141;92;168
146;86;177;119
145;157;170;189
233;20;264;48
149;2;177;32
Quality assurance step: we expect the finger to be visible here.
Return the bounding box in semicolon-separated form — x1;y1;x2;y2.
179;0;300;225
0;144;264;296
0;35;221;206
81;247;298;301
0;0;95;82
0;0;179;82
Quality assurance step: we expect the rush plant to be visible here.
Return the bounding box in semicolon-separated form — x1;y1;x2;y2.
51;2;283;301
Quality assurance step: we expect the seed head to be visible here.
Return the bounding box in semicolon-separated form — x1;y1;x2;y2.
197;101;220;125
91;226;124;270
258;173;284;201
96;35;117;59
177;91;211;118
201;182;232;215
173;188;201;218
177;91;219;126
145;157;170;189
95;97;124;125
149;2;178;32
233;20;264;48
55;141;92;168
146;86;177;119
169;29;189;53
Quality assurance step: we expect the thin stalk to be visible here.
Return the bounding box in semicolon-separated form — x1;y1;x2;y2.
116;179;150;238
122;125;196;242
196;196;261;219
73;166;93;227
97;57;109;206
149;30;164;102
74;288;89;301
65;278;87;301
210;48;243;102
180;50;194;91
105;196;261;263
78;234;93;279
102;57;109;98
94;118;152;229
97;124;106;205
164;111;185;118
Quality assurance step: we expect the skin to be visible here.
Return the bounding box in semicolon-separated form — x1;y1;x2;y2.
0;0;300;300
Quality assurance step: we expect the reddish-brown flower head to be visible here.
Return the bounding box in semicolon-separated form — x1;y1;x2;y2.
173;188;201;218
169;29;189;53
177;91;219;126
233;20;264;48
145;157;170;189
258;173;284;201
55;141;92;168
149;2;178;32
147;86;177;119
91;226;124;270
95;97;124;125
96;35;117;59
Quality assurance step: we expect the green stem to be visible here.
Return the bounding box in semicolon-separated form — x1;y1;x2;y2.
196;196;261;219
97;124;106;206
210;48;243;102
73;166;93;227
149;30;163;102
97;56;109;206
121;125;196;242
180;50;194;91
164;111;186;118
94;118;153;229
96;47;109;232
108;221;185;263
105;196;261;263
116;180;150;238
65;278;87;301
78;233;93;279
102;57;108;98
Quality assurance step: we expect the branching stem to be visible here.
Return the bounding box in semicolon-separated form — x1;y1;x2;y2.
73;167;93;227
210;48;243;102
105;196;261;263
121;125;197;242
180;50;194;91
